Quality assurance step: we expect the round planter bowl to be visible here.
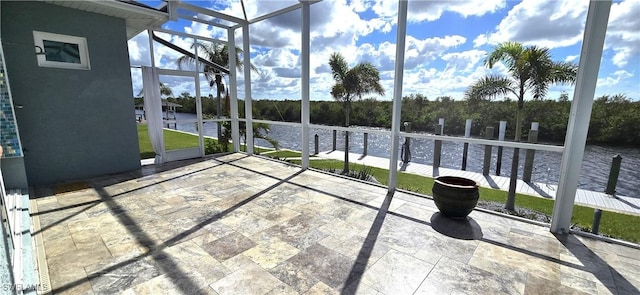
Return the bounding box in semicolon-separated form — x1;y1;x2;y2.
432;176;479;219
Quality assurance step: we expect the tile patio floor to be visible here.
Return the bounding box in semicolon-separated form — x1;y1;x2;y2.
32;153;640;294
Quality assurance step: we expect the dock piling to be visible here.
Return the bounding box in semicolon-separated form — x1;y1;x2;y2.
314;134;319;155
483;127;494;176
592;209;603;234
605;154;623;195
434;124;442;168
332;130;337;151
496;121;506;175
363;132;368;156
462;119;471;170
401;122;412;163
523;129;539;182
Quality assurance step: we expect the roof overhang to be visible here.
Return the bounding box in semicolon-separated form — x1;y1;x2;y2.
44;0;169;39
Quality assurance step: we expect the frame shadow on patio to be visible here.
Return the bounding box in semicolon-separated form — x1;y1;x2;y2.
31;153;640;294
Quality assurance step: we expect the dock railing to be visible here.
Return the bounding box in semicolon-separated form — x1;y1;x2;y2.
246;119;565;164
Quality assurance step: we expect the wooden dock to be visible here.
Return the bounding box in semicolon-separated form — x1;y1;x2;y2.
317;150;640;216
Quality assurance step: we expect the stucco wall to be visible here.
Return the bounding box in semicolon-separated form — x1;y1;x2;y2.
1;1;141;185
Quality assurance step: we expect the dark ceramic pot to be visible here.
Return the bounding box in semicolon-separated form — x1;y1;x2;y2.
432;176;479;218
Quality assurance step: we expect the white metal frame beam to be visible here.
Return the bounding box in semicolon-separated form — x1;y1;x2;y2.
243;24;254;155
153;28;227;45
250;3;302;24
228;28;241;152
551;0;611;233
176;13;234;30
178;2;247;26
300;1;311;169
193;38;205;157
387;0;408;193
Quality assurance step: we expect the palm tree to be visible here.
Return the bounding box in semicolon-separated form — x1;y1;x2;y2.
160;83;173;97
177;42;257;140
137;82;173;97
466;41;576;210
239;122;279;151
329;52;385;173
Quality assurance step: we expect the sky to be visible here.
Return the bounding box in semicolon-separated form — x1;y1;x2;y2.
128;0;640;102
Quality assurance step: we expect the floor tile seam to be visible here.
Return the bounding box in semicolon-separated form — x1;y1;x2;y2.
522;271;596;294
370;249;433;293
425;256;510;294
87;160;229;203
207;258;282;295
468;249;530;276
556;266;612;291
412;254;444;295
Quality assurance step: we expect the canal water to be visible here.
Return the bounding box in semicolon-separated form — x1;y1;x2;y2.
162;112;640;198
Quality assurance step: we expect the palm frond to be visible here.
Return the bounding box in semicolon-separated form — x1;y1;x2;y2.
329;52;348;82
550;61;577;85
484;41;524;70
466;75;516;100
352;62;385;98
252;122;278;149
331;84;345;101
523;46;553;99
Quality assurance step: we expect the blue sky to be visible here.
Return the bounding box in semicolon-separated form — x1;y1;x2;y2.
129;0;640;101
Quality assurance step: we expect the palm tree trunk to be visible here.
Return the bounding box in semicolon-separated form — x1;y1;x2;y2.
343;101;350;174
505;98;525;211
216;77;223;141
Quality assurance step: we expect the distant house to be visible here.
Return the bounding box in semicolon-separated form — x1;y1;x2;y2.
135;100;183;122
0;0;168;290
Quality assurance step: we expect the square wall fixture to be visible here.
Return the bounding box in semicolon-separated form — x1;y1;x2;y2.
33;31;90;70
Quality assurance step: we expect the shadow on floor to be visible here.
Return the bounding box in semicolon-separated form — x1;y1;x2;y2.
613;194;640;210
556;233;639;295
341;191;394;295
483;175;500;189
430;213;483;240
526;181;554;198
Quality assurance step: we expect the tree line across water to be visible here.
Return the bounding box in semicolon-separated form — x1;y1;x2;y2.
139;93;639;146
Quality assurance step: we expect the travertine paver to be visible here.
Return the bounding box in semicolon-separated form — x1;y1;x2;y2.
32;153;640;294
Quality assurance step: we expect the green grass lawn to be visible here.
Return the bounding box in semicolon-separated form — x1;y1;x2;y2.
138;124;201;159
138;124;292;159
291;159;640;243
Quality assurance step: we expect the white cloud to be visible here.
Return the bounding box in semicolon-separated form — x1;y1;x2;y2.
477;0;588;48
473;34;488;48
128;32;150;65
565;55;579;63
441;50;487;73
605;0;640;68
596;70;633;88
401;61;509;100
474;0;639;71
404;35;467;69
372;0;506;22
